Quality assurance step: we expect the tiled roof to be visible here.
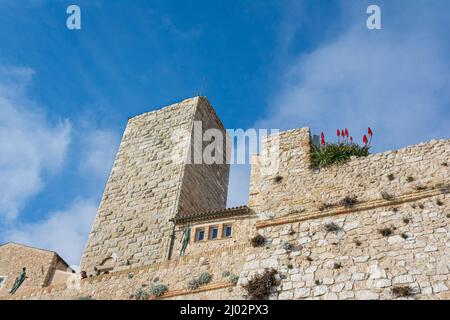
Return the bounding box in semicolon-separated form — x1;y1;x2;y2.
173;206;250;224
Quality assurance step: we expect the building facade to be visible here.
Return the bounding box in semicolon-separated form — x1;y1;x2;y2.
1;96;449;300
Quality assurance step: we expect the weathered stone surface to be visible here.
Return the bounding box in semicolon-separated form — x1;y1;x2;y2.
2;97;449;301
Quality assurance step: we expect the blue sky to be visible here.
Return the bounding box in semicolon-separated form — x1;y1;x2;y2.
0;0;449;265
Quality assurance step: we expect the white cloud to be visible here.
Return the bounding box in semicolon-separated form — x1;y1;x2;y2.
0;67;116;265
228;1;450;207
258;1;450;152
0;67;71;221
4;198;97;266
79;129;119;181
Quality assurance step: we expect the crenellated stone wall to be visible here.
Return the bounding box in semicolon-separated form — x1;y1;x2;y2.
249;128;449;219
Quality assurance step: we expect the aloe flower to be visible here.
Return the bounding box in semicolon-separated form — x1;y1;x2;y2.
363;134;369;146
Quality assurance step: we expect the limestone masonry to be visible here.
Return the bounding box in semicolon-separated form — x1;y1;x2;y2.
1;96;449;300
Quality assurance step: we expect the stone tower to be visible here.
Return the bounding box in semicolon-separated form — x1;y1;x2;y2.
80;97;229;275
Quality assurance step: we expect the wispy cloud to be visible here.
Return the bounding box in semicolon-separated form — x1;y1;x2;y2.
257;1;450;152
227;1;450;207
0;66;119;265
0;66;71;221
79;129;119;181
4;198;97;265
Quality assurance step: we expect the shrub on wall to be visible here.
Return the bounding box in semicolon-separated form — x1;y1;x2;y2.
132;287;149;300
150;284;168;298
243;269;278;300
228;274;239;285
188;278;201;290
282;241;294;251
379;227;394;237
222;271;239;285
311;128;372;168
381;191;394;201
392;286;416;297
340;196;358;208
250;234;266;247
324;222;342;233
188;272;213;290
198;272;212;285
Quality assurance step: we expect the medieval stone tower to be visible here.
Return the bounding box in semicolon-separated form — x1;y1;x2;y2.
80;97;230;275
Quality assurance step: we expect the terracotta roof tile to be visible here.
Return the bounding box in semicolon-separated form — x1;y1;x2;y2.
173;206;250;224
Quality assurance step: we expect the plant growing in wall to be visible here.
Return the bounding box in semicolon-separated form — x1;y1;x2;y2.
228;274;239;285
150;284;168;298
324;221;342;233
282;241;294;251
222;271;239;284
340;196;358;208
198;272;212;285
187;272;213;290
188;278;201;290
406;176;415;183
243;269;278;300
132;287;149;300
380;191;394;201
392;285;416;297
379;227;394;237
318;202;335;211
222;271;231;278
311;128;372;168
250;234;266;247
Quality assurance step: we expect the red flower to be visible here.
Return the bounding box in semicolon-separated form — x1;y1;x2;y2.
321;132;325;145
350;136;353;143
368;127;373;137
337;129;340;137
341;129;345;137
363;134;369;145
345;129;349;137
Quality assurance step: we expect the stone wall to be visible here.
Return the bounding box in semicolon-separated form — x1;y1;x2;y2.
3;120;449;300
0;243;69;296
81;97;230;275
4;242;252;300
4;187;448;300
171;214;258;259
249;128;449;219
241;192;449;300
178;97;230;216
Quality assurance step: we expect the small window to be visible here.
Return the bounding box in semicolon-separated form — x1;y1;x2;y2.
195;228;205;241
209;226;219;240
223;225;232;238
0;276;6;289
